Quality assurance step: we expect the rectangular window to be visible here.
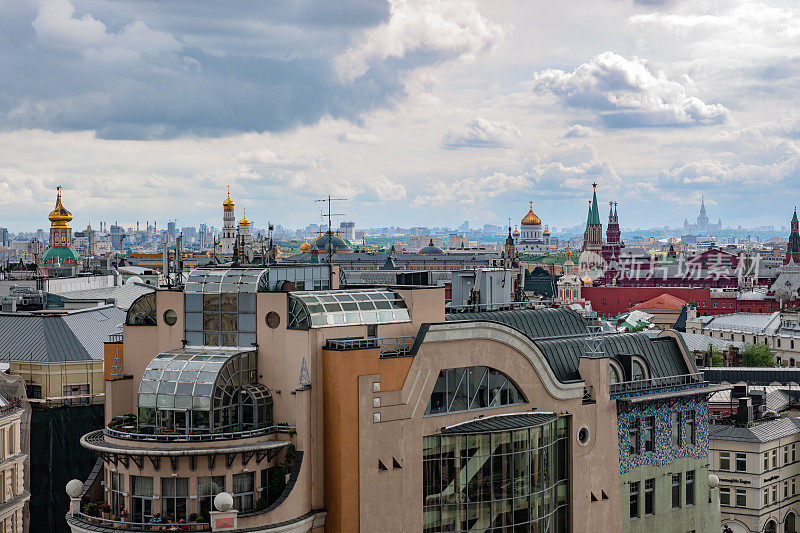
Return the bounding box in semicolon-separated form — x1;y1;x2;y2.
233;472;255;513
785;446;789;465
131;476;154;523
736;453;747;472
672;473;681;509
685;470;695;506
772;484;777;504
684;411;695;446
720;452;730;471
720;488;730;506
630;481;640;519
63;383;90;406
671;412;681;447
764;452;769;471
629;420;640;456
197;476;225;519
793;444;797;462
110;472;125;516
764;487;769;506
736;488;746;508
793;478;797;496
785;480;789;499
642;417;655;453
24;385;41;400
772;449;778;469
644;478;655;516
161;477;188;523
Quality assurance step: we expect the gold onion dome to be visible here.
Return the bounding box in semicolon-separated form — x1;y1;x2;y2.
299;240;311;251
543;227;551;236
512;226;520;237
223;187;235;209
48;187;73;227
239;208;250;226
521;208;541;226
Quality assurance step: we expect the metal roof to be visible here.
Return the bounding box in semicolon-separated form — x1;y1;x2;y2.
709;386;800;413
678;332;745;352
445;308;587;340
51;283;155;311
701;312;782;335
0;305;125;362
441;412;557;434
703;367;800;386
445;308;691;383
709;418;800;443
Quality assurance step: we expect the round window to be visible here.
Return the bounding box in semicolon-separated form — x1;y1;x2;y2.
163;309;178;326
266;311;281;329
577;425;591;447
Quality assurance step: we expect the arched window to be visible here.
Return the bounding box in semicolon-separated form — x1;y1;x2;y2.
765;519;777;533
126;292;157;326
787;512;797;533
631;358;649;381
609;362;622;385
425;366;526;415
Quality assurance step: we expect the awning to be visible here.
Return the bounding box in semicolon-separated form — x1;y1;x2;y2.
617;383;732;405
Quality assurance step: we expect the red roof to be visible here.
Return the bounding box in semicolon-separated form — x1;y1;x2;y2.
631;293;686;311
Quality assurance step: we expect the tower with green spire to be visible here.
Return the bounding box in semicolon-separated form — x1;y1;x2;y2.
785;208;800;265
582;183;603;254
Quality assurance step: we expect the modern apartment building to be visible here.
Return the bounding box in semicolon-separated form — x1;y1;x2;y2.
66;265;724;533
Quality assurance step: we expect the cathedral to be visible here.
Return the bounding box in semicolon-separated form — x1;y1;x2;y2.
513;202;551;253
39;186;81;275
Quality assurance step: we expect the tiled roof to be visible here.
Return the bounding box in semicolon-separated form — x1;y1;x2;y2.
631;293;686;311
0;305;125;362
709;418;800;443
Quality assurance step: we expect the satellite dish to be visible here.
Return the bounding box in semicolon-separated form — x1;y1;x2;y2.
244;246;254;264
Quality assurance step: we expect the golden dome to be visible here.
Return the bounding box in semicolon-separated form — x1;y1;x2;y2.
512;226;520;237
299;240;311;251
521;202;541;226
239;208;250;226
223;186;235;210
543;227;551;236
48;187;73;228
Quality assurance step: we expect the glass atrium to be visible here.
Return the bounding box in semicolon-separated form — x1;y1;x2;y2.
287;289;410;329
137;348;272;434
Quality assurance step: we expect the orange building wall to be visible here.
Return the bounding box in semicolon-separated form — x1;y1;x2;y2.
322;347;412;533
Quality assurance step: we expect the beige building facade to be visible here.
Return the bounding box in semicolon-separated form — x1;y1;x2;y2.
67;265;722;533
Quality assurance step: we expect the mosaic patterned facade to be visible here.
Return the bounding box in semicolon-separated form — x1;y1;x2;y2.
617;396;709;475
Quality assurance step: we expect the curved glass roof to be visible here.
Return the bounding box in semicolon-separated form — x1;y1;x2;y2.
184;268;269;294
127;292;157;326
287;289;410;329
138;347;257;427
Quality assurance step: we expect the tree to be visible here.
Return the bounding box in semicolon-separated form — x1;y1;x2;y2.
740;343;776;368
711;351;724;367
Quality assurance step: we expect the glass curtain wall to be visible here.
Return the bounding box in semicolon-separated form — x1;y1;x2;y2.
423;417;569;532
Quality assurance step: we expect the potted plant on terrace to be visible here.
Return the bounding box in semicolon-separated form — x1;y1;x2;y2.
101;503;111;519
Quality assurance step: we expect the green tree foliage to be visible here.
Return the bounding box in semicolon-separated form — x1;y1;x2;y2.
711;352;724;367
741;343;776;368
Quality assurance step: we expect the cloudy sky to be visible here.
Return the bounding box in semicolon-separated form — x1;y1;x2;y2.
2;0;800;233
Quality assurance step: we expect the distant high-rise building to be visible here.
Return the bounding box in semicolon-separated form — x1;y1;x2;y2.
683;197;722;234
339;221;356;242
168;221;177;237
110;225;125;250
0;227;7;247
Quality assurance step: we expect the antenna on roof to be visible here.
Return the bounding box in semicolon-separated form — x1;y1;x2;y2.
315;195;347;288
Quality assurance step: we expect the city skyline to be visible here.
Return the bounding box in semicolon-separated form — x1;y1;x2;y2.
3;1;800;230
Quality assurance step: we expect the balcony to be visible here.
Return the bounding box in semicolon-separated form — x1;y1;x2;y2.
68;513;210;532
104;424;295;443
325;336;415;358
610;372;705;397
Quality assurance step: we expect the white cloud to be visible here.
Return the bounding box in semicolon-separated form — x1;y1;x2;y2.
365;175;407;201
335;0;506;82
440;118;521;149
565;124;596;138
32;0;180;61
532;52;730;127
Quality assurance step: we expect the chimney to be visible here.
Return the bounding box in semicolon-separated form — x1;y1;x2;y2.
736;397;753;427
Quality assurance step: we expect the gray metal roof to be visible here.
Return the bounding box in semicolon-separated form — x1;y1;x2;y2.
703;367;800;386
52;283;155;311
445;308;691;383
709;418;800;443
441;413;557;434
701;312;782;335
678;332;745;352
445;308;587;340
0;305;125;362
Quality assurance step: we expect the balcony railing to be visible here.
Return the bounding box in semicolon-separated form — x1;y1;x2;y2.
71;512;210;531
104;424;295;442
325;336;416;358
445;301;538;313
610;372;705;396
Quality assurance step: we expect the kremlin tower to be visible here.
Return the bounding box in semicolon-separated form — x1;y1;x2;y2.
581;184;603;255
40;186;81;274
220;187;236;255
785;208;800;265
602;201;623;262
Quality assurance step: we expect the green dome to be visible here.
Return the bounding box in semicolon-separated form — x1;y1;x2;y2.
42;246;80;263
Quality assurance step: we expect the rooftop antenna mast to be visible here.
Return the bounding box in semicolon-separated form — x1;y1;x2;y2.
315;195;346;288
